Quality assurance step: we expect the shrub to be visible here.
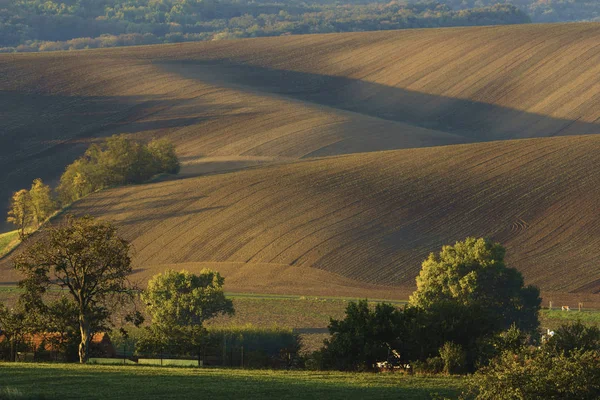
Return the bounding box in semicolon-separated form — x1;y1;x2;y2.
412;356;444;374
439;342;466;375
544;321;600;357
318;300;402;371
464;349;600;400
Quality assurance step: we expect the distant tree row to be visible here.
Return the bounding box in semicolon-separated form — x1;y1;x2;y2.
6;135;179;237
435;0;600;23
0;1;533;52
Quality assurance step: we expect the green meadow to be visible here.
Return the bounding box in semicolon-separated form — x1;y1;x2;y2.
0;363;463;400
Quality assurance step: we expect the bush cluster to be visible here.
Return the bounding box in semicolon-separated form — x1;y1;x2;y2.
465;322;600;399
313;238;541;373
58;135;179;203
6;135;179;236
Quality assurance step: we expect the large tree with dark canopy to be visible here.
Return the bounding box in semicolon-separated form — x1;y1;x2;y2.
410;237;541;335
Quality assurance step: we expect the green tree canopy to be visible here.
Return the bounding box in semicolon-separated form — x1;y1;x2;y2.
143;269;234;329
410;237;541;335
466;345;600;399
140;269;234;357
14;215;133;363
57;135;179;204
0;303;28;362
319;299;402;371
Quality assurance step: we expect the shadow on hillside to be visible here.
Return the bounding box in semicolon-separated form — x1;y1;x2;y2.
162;60;600;142
2;61;599;238
0;90;239;231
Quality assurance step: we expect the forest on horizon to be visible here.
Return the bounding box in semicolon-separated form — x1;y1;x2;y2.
0;0;598;52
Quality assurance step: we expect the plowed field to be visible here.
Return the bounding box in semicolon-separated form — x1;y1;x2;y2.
2;23;600;301
3;135;598;296
1;23;600;219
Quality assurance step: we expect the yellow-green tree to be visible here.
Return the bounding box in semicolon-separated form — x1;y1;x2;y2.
7;189;33;239
29;178;55;226
148;138;180;175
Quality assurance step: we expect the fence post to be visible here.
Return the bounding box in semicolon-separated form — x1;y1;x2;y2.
241;346;244;369
123;344;126;365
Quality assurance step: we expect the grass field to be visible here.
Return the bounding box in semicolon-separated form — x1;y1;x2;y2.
540;309;600;327
0;231;19;258
0;363;463;400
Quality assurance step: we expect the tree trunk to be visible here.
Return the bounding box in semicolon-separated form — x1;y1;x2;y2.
79;315;90;364
9;336;16;362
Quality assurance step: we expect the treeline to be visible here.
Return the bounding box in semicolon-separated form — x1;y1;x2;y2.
436;0;600;23
0;0;532;52
6;135;179;237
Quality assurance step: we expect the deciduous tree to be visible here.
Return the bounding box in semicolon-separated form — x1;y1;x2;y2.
147;138;180;175
0;303;27;362
14;215;133;363
410;237;541;335
141;269;233;358
29;178;55;226
7;189;33;239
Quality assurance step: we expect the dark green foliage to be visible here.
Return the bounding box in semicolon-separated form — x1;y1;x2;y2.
409;238;540;369
0;1;534;52
544;321;600;357
0;303;27;362
140;269;234;361
14;215;133;363
318;299;402;371
317;239;542;373
147;138;180;175
57;135;179;204
465;321;600;399
135;325;301;368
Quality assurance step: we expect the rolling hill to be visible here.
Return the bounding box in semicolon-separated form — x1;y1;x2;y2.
3;135;599;299
1;23;599;216
1;23;600;301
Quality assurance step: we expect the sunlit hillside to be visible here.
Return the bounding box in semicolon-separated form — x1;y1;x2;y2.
1;23;600;301
2;135;598;297
1;23;599;216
